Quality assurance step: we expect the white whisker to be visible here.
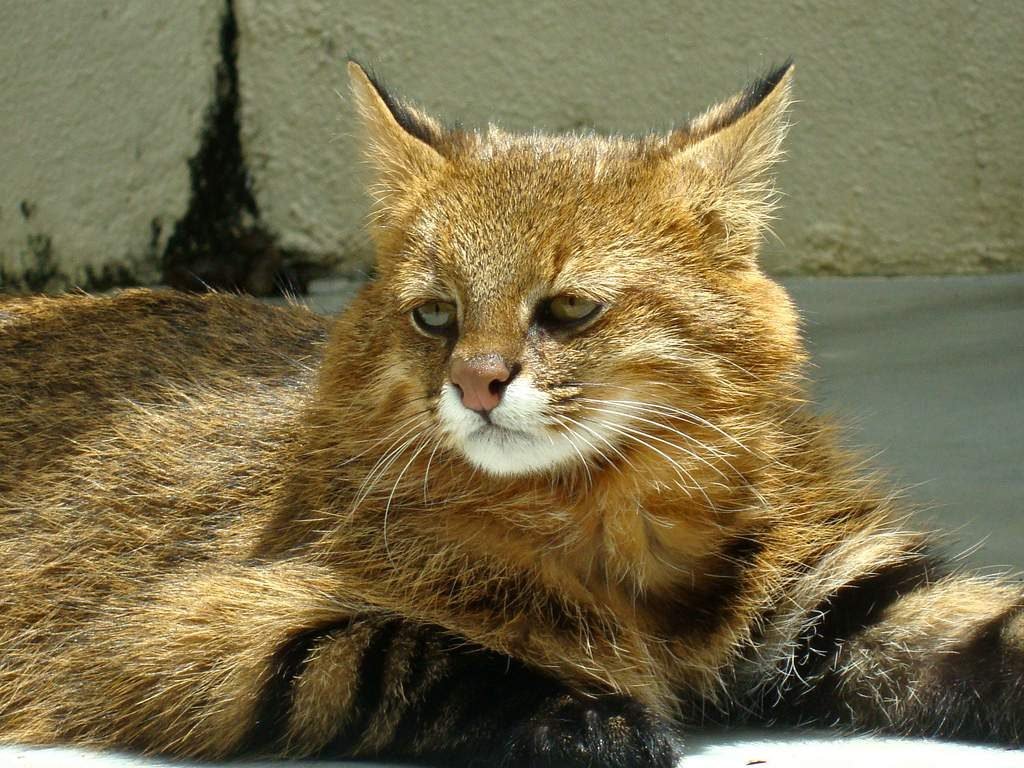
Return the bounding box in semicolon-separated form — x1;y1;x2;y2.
351;420;428;513
580;404;731;485
573;389;754;455
586;417;709;505
552;417;594;488
421;433;446;504
383;429;436;562
557;414;633;474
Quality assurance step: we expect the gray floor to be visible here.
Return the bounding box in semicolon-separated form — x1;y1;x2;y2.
783;275;1024;572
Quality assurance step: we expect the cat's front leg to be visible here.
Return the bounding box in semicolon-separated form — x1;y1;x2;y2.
764;555;1024;744
274;618;683;767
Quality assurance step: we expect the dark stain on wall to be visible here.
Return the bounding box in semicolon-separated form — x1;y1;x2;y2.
161;0;316;296
0;233;57;293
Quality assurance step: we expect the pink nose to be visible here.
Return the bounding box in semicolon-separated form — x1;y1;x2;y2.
450;355;514;414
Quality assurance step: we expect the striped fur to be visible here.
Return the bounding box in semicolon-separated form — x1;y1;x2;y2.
0;64;1021;766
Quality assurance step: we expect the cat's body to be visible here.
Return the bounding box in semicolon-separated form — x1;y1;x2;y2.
0;63;1021;766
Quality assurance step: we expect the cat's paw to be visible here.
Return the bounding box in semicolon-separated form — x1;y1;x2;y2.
497;693;682;768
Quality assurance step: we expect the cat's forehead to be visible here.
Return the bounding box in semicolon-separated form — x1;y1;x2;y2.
402;138;665;301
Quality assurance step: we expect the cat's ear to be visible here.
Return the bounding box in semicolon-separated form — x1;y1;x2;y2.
347;61;445;200
671;61;794;264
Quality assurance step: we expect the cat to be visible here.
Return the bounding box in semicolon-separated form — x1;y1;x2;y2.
0;60;1021;768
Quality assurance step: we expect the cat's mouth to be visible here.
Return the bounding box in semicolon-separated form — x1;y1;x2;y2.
456;423;568;476
469;423;533;440
464;422;544;452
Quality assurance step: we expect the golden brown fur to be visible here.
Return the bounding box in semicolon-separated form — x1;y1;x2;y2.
0;63;1021;766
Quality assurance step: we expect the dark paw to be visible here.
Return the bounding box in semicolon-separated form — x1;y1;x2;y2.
497;693;682;768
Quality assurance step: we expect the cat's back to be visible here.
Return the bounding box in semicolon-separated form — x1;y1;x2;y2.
0;290;333;651
0;289;330;485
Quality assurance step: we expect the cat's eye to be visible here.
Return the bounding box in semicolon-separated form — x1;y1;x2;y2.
538;295;602;330
412;300;457;334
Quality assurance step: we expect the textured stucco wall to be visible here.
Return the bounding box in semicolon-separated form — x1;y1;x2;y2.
0;2;222;292
2;1;1022;291
235;0;1024;276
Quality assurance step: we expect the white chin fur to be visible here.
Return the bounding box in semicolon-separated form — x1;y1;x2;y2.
438;378;587;476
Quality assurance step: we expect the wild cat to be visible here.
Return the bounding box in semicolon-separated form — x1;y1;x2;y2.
0;61;1021;767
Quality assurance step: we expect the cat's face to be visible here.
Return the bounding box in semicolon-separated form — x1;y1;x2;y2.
349;63;803;479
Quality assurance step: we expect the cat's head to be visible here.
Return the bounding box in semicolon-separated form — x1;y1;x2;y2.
345;62;803;480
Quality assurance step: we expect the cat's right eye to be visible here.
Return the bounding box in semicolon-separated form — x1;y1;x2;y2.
411;301;457;335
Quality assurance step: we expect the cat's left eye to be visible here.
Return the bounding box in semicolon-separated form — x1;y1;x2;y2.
538;295;602;329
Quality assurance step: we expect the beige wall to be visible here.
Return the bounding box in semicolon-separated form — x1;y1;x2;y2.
2;1;1022;292
0;2;221;291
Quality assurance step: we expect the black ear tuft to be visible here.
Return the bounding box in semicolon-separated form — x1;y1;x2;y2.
733;59;794;120
347;58;439;147
698;59;795;138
